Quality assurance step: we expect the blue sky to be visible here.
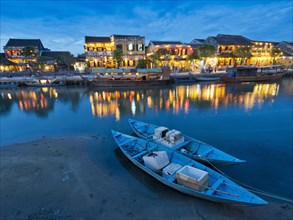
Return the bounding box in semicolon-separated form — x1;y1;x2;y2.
1;0;292;56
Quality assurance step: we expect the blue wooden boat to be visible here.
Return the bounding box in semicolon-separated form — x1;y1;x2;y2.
112;130;267;206
129;119;245;166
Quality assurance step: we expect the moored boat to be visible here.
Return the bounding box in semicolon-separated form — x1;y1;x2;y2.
194;75;221;81
111;130;267;206
0;82;20;88
257;65;284;74
23;78;66;87
88;77;174;87
128;119;245;166
87;66;174;87
221;66;283;83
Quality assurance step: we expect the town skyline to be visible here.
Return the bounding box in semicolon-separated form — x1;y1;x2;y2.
1;0;292;56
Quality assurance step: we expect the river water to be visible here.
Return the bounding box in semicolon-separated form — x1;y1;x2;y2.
1;79;292;202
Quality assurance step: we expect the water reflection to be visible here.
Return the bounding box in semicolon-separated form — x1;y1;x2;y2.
0;87;87;117
88;82;281;120
0;81;290;119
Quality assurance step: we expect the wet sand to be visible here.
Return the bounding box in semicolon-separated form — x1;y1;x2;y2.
0;136;292;220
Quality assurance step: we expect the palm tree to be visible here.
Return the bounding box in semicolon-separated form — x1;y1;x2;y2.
113;49;123;68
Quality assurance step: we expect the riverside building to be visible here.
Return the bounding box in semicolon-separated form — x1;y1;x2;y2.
84;34;145;69
2;38;73;72
146;41;193;71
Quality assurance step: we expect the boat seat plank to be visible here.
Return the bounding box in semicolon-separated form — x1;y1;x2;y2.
120;139;136;147
164;176;176;182
206;178;224;195
172;141;191;150
132;150;148;159
114;134;122;138
132;145;157;159
199;148;213;158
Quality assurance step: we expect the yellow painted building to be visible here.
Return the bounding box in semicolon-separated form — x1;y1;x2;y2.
146;41;193;71
250;41;275;66
84;36;114;68
84;34;145;69
111;34;145;68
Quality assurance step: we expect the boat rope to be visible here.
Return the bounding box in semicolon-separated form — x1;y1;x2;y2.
202;185;239;197
201;157;293;203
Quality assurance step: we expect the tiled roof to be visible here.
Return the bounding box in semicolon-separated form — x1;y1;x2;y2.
283;41;293;46
0;53;16;65
186;43;200;49
190;39;205;44
112;34;142;38
41;51;70;57
85;36;111;43
277;41;293;56
214;34;252;46
4;38;44;48
150;41;183;45
281;51;293;56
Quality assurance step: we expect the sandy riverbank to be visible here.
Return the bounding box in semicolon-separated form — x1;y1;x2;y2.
0;136;292;220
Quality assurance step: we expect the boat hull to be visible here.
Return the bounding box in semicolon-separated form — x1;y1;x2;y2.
128;119;245;166
221;73;283;83
112;130;267;206
89;79;174;87
194;76;221;81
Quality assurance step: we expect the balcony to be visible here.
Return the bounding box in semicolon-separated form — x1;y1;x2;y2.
86;51;112;57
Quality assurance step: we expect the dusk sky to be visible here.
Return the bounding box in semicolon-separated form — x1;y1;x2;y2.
1;0;292;56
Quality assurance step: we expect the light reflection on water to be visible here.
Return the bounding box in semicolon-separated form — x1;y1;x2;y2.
0;79;292;201
0;82;284;119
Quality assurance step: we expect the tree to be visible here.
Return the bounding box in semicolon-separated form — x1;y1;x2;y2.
112;49;123;68
187;49;200;61
197;44;216;59
155;48;171;66
136;59;147;69
22;46;36;64
156;48;169;57
148;53;159;68
37;56;54;71
55;52;76;70
270;47;282;64
233;47;252;65
197;44;216;70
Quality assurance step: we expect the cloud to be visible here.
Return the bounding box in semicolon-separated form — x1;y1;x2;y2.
0;1;292;56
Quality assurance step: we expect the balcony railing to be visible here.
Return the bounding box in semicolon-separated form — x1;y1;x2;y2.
86;51;112;57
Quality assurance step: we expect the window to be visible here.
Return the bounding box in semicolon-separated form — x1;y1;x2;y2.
116;44;123;50
128;43;134;51
182;49;186;55
128;60;134;67
137;44;144;51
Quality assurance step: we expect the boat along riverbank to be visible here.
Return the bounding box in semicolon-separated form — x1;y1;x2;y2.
1;136;292;220
1;79;292;216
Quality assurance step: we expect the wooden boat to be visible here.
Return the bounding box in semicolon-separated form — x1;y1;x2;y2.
128;119;245;166
171;73;197;83
257;65;284;74
88;77;173;87
23;78;65;87
112;130;267;206
0;82;20;88
221;66;283;83
194;75;221;81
